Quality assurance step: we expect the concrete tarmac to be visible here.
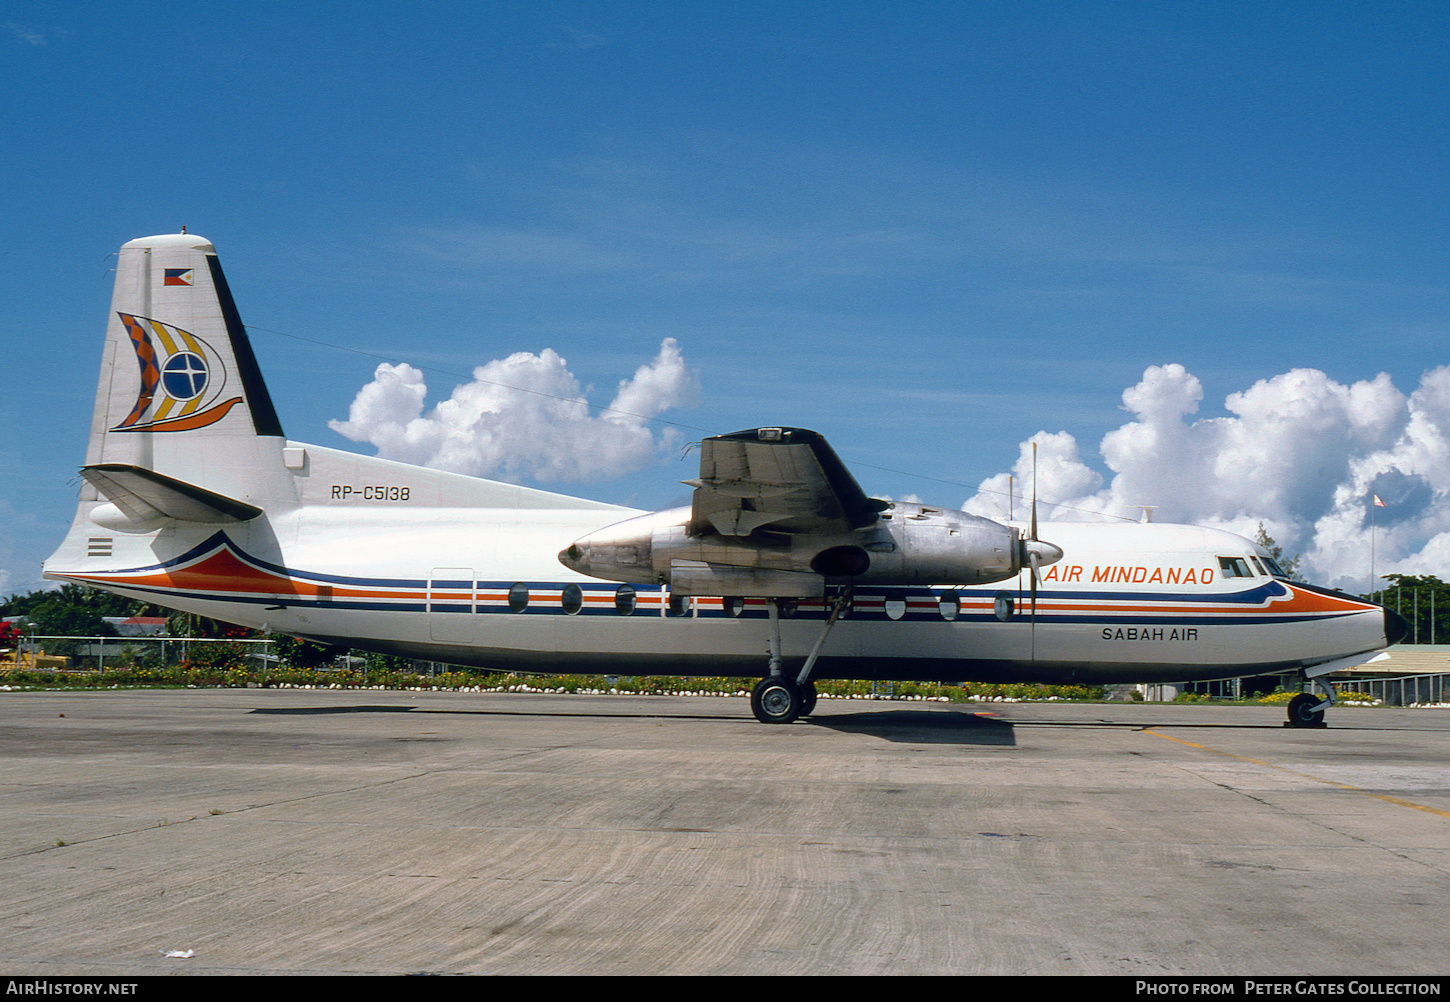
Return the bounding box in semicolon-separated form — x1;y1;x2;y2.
1;687;1448;976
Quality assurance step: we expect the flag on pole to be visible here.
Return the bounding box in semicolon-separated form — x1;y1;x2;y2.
1374;494;1387;508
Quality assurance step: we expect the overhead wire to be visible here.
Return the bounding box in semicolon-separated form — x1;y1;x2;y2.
244;322;1136;523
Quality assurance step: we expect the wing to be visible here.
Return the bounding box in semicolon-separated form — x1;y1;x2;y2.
685;427;884;537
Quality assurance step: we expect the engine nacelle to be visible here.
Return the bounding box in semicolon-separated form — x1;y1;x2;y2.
559;501;1061;596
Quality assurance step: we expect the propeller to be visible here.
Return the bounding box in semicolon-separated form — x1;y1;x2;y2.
1030;444;1040;651
1020;442;1064;659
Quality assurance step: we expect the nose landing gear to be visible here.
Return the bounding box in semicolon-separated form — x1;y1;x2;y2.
1285;675;1334;728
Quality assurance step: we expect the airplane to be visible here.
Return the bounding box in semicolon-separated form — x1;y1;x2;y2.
42;233;1409;728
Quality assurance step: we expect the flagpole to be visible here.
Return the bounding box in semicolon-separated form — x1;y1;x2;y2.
1370;493;1387;599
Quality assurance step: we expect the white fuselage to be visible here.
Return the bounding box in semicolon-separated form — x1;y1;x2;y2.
48;446;1395;685
42;232;1400;690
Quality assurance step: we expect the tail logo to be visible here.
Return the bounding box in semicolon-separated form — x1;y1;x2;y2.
112;313;243;433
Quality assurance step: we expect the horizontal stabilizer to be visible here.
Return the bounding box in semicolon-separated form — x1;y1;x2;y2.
81;464;263;524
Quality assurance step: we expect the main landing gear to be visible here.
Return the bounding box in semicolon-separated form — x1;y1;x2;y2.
1285;674;1334;728
749;589;849;724
750;676;818;724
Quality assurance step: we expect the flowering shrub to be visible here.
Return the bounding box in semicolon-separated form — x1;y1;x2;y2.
0;661;1108;702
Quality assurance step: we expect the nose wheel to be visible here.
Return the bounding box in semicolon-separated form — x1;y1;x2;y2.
1285;674;1334;728
1286;692;1328;728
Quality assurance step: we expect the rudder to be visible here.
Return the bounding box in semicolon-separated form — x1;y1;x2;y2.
84;233;292;506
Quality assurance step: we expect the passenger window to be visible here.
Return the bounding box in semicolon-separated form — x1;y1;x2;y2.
938;592;960;621
615;584;636;616
508;582;529;612
994;590;1014;622
884;592;907;621
561;583;583;615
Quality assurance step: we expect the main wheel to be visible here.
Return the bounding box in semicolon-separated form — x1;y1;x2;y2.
799;680;818;717
751;676;802;724
1287;693;1326;728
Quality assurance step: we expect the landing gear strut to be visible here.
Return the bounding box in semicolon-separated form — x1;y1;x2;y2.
749;590;848;724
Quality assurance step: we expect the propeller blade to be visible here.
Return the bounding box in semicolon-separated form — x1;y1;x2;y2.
1029;442;1039;543
1029;541;1040;661
1030;548;1041;604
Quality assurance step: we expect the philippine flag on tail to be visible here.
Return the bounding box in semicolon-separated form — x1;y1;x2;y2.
164;268;194;286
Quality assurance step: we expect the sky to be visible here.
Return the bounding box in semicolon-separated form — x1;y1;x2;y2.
3;1;1449;596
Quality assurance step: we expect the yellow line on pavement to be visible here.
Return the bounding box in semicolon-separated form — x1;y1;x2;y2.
1142;728;1450;820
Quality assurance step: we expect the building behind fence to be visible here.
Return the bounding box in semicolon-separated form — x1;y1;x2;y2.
11;635;277;671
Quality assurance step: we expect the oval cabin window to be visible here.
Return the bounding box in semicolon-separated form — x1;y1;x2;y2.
508;583;529;613
615;584;636;616
561;583;583;615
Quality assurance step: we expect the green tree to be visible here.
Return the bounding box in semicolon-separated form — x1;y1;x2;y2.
271;634;349;668
2;585;122;660
1;584;174;635
1254;523;1301;580
362;651;411;673
1376;574;1449;645
164;610;253;639
2;583;136;624
24;602;119;639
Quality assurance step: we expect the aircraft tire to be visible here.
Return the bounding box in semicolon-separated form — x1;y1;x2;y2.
751;677;802;724
1286;693;1327;728
799;681;818;717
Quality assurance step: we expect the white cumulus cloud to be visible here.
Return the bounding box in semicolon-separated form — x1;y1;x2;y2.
329;338;699;483
963;363;1450;591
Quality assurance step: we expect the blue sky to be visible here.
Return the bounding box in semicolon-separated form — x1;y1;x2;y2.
4;2;1449;594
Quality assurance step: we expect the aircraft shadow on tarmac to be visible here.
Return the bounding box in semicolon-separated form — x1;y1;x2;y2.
246;702;1436;740
252;705;419;715
810;709;1016;745
246;702;1012;743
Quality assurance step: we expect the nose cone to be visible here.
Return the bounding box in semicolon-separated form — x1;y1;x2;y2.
558;542;589;575
1024;539;1064;567
1384;606;1410;646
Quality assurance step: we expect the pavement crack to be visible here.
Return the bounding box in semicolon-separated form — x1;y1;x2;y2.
1;769;442;859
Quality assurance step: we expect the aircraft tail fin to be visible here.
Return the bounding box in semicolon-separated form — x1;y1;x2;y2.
83;233;294;508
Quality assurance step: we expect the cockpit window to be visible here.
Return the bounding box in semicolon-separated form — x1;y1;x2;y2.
1248;555;1268;576
1260;556;1289;578
1218;556;1253;578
